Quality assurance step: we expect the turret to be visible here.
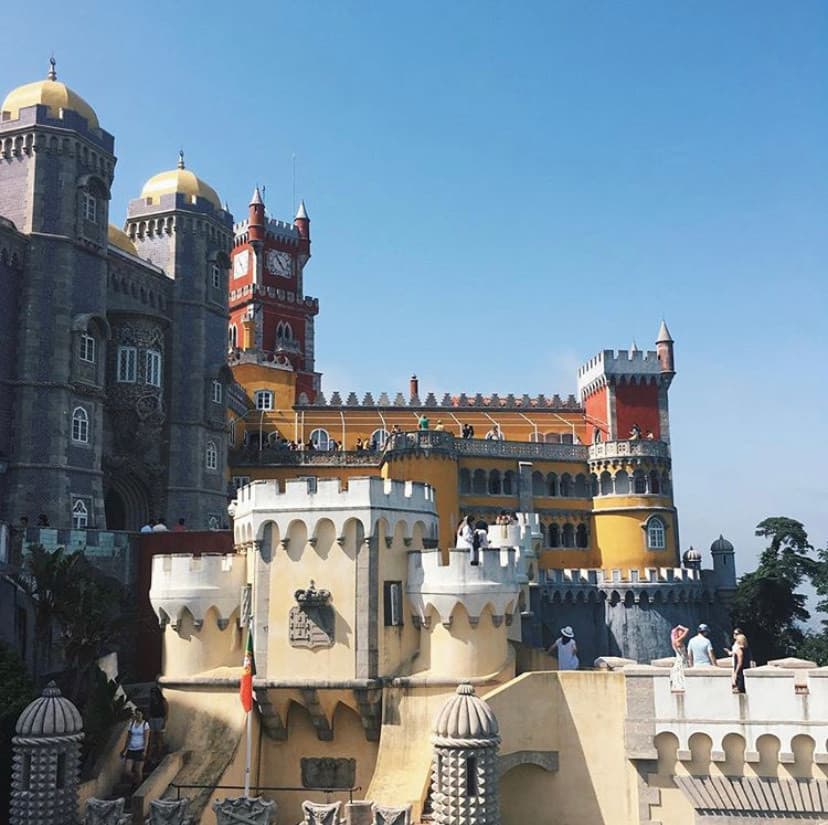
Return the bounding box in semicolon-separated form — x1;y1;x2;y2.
249;186;265;242
294;199;310;240
656;319;675;376
710;535;736;590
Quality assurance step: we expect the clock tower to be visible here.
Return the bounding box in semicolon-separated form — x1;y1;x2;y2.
229;188;320;403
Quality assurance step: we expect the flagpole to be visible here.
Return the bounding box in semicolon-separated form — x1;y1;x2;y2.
244;704;253;797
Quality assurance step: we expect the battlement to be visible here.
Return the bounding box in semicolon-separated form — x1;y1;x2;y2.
300;391;582;410
577;349;664;398
233;216;302;244
149;552;244;630
406;547;520;625
542;566;700;586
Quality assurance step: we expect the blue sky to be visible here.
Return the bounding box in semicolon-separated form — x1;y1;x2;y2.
2;2;826;583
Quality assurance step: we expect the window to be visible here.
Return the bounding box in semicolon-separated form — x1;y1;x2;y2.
531;471;544;496
465;756;478;797
71;407;89;443
116;346;137;382
488;469;501;495
276;321;293;342
576;524;588;548
82;192;96;222
145;350;162;387
71;499;88;529
459;468;471;494
548;523;560;548
503;470;514;495
254;390;273;411
232;475;251;489
206;440;218;470
633;470;647;494
647;517;666;550
383;582;403;627
212;380;223;404
370;428;389;450
211;264;221;289
472;469;487;494
562;523;575;548
79;333;95;363
309;428;330;451
559;474;572;497
228;419;236;446
228;324;238;348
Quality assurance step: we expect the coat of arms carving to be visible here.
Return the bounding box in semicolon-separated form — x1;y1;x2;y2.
289;580;334;649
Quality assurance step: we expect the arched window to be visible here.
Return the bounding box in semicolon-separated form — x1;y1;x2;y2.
309;428;330;451
531;471;544;496
649;470;661;495
472;469;487;494
546;473;557;496
562;523;575;548
459;468;471;494
488;469;501;495
576;524;588;548
590;474;599;496
212;380;223;404
254;390;273;411
661;471;671;495
574;474;587;497
71;499;88;529
205;440;218;470
633;470;647;494
370;428;389;450
228;324;238;348
560;433;574;445
559;473;572;497
647;517;666;550
614;470;630;495
548;523;560;548
502;470;514;495
71;407;89;443
600;471;613;496
276;321;294;342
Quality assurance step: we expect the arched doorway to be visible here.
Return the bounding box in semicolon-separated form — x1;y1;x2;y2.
104;489;127;530
104;474;151;531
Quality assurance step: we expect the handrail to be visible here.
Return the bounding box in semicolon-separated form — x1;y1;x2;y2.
170;782;361;803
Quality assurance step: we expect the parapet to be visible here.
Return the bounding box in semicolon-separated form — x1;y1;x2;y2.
406;547;520;625
299;391;582;410
577;349;664;399
149;553;243;630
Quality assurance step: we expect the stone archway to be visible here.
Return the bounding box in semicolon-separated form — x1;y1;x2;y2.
104;473;151;531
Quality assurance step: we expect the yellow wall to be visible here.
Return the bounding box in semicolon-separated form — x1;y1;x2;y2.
162;609;243;678
591;505;678;569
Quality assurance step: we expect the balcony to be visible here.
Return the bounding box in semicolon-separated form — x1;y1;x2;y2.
229;446;382;467
588;440;670;461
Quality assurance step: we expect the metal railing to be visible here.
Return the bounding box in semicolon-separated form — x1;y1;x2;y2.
170;782;361;803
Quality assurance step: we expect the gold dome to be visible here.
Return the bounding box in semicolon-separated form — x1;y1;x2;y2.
140;152;221;209
108;224;137;256
1;59;99;130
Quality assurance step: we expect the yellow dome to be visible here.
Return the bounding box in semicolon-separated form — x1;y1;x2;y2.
108;224;137;256
140;152;221;209
1;60;99;130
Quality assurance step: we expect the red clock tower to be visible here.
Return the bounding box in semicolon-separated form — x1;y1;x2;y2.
228;188;320;403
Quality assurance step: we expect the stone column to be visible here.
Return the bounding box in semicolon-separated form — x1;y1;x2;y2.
10;682;83;825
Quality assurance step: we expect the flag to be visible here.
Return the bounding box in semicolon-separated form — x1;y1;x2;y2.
240;623;255;713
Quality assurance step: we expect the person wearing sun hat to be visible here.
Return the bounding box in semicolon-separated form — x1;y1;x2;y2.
547;626;579;670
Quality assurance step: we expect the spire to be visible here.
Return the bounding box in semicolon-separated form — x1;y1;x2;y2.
629;339;639;356
250;186;264;207
177;150;185;170
656;319;673;344
47;56;57;81
295;200;309;220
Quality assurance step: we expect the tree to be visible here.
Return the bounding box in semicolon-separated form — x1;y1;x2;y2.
731;517;814;664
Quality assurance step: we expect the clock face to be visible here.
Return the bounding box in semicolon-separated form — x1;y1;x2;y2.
233;249;249;279
266;249;292;278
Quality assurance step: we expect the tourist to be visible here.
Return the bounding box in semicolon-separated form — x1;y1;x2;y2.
391;424;402;435
152;518;169;532
140;519;155;534
305;439;315;451
121;708;149;787
355;437;364;452
418;414;429;430
456;515;474;554
173;518;187;532
646;430;655;440
725;628;751;694
687;624;717;667
669;624;690;692
548;627;579;670
435;419;445;431
629;423;641;440
485;423;504;441
147;685;169;762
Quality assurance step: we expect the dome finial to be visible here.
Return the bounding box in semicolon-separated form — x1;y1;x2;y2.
48;55;57;81
177;149;185;170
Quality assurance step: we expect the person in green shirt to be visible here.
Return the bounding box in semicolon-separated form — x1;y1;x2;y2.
418;414;429;430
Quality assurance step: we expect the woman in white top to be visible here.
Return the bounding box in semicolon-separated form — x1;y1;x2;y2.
548;626;579;670
121;708;149;785
456;516;474;549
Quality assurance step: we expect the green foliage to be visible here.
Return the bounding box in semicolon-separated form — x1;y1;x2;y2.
795;632;828;667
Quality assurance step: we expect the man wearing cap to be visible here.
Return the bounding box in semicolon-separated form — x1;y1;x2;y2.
687;623;717;667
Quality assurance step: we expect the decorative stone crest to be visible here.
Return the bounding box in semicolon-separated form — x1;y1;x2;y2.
289;580;334;649
146;798;194;824
374;804;412;825
301;756;355;788
213;796;275;825
84;798;131;825
301;800;341;825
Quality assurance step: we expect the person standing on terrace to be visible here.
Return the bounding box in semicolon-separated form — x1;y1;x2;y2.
418;413;429;430
485;423;504;440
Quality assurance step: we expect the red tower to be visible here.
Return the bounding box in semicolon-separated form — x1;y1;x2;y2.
228;190;320;402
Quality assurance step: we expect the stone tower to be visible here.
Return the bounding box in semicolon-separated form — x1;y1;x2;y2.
10;682;83;825
126;153;234;526
431;683;501;825
0;59;115;526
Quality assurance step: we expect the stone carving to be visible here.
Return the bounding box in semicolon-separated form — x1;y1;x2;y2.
302;800;342;825
290;580;335;649
213;796;276;825
374;804;412;825
301;756;356;788
84;798;131;825
146;798;194;824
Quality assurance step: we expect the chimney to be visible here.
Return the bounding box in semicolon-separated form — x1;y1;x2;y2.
409;374;419;402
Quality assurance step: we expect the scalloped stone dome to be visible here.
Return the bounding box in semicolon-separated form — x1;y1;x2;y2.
15;681;83;737
433;683;499;741
2;61;99;130
140;152;221;209
710;535;734;553
683;547;702;563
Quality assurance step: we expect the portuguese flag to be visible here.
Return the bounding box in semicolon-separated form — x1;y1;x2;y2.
240;623;255;713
